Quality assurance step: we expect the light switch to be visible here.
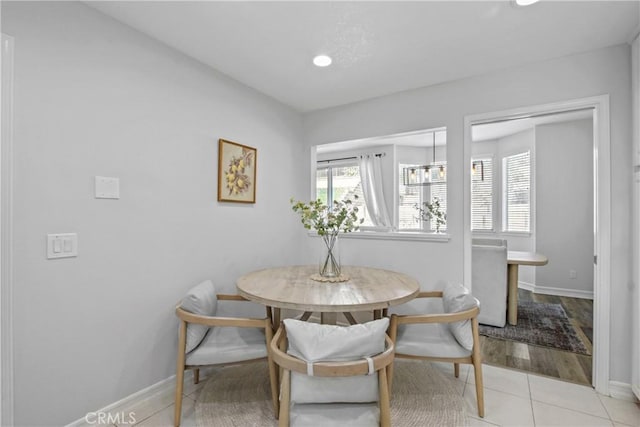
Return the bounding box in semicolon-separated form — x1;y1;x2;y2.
47;233;78;259
95;176;120;199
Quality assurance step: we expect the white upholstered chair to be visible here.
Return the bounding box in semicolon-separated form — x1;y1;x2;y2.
389;284;485;418
174;280;278;427
270;318;395;427
472;238;508;327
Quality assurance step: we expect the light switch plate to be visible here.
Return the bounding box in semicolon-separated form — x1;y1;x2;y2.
47;233;78;259
95;176;120;199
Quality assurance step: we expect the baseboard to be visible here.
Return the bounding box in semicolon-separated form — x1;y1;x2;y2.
65;371;191;427
518;281;594;300
608;381;639;402
518;281;536;292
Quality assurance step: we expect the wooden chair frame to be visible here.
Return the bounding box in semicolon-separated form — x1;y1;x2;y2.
388;291;485;418
174;294;279;427
270;323;395;427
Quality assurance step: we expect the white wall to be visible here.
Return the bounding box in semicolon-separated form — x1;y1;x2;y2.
536;119;594;296
2;2;304;425
303;45;633;384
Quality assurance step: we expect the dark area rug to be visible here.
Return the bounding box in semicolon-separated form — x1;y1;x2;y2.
479;301;590;355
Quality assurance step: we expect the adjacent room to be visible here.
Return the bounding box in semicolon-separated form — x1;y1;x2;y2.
1;1;639;426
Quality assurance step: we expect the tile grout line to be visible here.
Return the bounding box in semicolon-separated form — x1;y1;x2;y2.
527;373;537;427
595;391;616;424
528;391;615;423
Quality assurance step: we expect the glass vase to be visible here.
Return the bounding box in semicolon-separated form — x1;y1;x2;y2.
319;233;341;278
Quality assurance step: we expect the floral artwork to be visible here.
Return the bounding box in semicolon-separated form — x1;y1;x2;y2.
217;139;256;203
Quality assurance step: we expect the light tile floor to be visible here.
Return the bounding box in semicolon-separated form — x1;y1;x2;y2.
117;363;639;427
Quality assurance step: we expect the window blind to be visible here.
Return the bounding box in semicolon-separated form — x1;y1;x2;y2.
398;164;422;229
503;151;530;232
429;163;447;232
471;158;493;231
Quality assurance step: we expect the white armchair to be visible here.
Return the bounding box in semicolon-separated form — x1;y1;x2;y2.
389;284;485;418
472;238;508;327
174;280;278;426
270;318;395;427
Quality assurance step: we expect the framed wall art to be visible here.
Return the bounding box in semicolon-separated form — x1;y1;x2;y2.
217;139;257;203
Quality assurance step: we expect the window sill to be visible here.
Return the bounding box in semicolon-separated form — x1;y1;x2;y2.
307;230;450;242
500;231;532;237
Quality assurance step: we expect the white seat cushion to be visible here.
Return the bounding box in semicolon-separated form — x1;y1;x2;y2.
290;402;379;427
185;325;267;366
395;322;472;359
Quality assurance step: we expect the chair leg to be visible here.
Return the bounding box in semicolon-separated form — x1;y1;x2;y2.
454;363;460;378
472;359;485;418
265;322;280;418
193;368;200;384
174;321;187;427
279;369;291;427
386;361;394;396
174;364;185;427
268;357;280;419
387;315;398;392
471;317;485;418
379;368;391;427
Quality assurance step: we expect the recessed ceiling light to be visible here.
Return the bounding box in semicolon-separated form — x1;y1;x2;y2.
313;55;332;67
515;0;540;6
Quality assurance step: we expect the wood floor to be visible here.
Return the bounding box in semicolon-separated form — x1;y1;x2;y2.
480;289;593;386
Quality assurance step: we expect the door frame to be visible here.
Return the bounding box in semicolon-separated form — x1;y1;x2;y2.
463;95;611;394
1;33;15;425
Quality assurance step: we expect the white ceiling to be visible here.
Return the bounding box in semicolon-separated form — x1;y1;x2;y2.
88;1;639;113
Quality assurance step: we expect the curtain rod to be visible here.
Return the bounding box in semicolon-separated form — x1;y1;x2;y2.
317;153;385;164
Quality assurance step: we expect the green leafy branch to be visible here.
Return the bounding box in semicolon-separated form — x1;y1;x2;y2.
415;197;447;232
290;197;364;237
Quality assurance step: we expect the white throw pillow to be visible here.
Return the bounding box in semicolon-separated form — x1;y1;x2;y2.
442;283;478;351
181;280;218;353
284;317;389;362
283;318;389;404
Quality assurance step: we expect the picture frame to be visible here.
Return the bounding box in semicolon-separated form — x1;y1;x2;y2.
217;139;257;203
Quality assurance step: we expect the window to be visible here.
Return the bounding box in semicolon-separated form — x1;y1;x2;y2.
398;164;423;229
428;163;447;232
316;163;372;226
398;163;447;232
471;157;494;231
313;127;449;240
503;151;530;233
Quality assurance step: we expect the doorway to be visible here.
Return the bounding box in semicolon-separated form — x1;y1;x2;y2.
463;96;611;394
471;108;594;384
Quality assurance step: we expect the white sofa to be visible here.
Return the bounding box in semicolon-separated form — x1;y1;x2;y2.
472;238;508;327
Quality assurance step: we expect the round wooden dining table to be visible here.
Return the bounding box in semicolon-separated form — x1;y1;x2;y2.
236;265;420;325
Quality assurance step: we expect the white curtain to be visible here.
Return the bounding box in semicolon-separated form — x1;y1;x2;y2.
359;155;392;228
